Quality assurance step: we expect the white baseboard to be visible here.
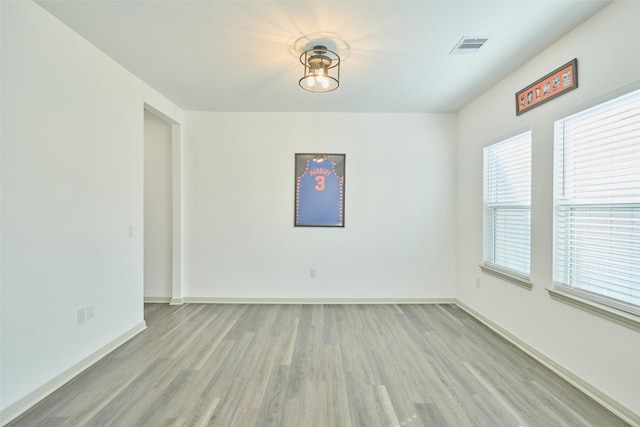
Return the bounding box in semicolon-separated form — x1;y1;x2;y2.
0;321;147;426
144;296;171;304
454;300;640;427
169;297;184;305
182;297;456;305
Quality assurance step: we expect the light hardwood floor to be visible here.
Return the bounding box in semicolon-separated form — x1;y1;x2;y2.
9;304;630;427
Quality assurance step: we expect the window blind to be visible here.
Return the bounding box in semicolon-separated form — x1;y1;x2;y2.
554;88;640;313
483;131;532;277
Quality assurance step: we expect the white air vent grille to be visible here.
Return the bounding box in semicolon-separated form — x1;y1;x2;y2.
450;37;488;54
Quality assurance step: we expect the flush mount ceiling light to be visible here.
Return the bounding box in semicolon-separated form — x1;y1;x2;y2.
299;45;340;93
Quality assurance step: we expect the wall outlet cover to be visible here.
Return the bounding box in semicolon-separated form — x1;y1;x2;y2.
77;308;87;325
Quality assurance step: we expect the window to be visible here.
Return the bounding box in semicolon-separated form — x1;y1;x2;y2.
554;88;640;315
483;131;532;281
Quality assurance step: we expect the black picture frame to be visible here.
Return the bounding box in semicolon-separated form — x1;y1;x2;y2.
515;58;578;115
294;153;345;227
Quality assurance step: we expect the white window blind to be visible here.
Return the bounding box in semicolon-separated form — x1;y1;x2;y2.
554;88;640;314
483;131;532;277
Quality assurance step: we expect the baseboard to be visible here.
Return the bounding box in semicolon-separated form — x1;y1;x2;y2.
454;300;640;427
144;296;171;304
182;297;456;305
0;321;147;426
169;297;184;305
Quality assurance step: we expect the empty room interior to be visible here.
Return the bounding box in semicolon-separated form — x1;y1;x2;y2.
2;0;640;426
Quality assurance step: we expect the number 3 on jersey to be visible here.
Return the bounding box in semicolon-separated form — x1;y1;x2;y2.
315;175;325;191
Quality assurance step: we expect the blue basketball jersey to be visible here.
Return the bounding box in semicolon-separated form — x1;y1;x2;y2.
296;158;343;225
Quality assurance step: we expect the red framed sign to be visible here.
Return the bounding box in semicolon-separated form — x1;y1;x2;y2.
515;58;578;115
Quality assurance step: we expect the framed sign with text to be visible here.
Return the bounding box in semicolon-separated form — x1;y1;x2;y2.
295;153;345;227
516;58;578;115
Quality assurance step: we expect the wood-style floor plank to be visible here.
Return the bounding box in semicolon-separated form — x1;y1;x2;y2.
8;304;630;427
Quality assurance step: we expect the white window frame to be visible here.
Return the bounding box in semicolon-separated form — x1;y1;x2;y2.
482;131;533;289
551;87;640;328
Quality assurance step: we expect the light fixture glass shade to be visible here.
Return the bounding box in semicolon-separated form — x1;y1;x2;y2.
299;45;340;93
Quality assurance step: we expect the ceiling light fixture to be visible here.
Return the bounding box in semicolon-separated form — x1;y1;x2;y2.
299;45;340;93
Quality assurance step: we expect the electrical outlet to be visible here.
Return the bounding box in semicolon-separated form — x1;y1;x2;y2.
87;305;94;320
309;268;317;279
475;278;481;289
77;308;87;325
128;225;134;238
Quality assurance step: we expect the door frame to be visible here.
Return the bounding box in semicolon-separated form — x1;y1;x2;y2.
143;103;183;305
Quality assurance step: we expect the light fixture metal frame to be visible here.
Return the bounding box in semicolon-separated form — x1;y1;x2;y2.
299;45;340;93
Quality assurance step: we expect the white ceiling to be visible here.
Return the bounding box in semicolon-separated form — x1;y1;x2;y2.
36;0;611;113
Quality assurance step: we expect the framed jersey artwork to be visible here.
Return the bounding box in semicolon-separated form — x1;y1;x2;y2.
295;153;345;227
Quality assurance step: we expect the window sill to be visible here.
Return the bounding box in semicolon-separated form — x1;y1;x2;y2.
479;264;533;290
546;287;640;333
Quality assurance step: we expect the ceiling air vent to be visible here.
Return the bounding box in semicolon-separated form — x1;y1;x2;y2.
450;37;488;55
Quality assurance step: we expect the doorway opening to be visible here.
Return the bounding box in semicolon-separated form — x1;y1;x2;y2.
143;108;176;309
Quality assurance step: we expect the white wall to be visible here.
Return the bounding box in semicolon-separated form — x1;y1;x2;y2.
456;0;640;419
183;112;457;300
0;1;182;417
144;110;173;299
